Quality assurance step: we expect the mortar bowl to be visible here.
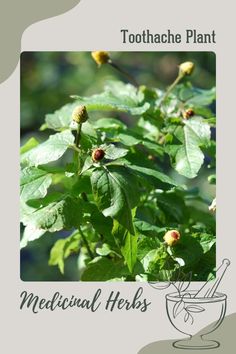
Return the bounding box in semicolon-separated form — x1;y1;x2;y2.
166;290;227;349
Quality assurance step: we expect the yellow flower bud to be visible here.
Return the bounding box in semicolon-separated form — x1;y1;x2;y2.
91;51;110;66
72;105;88;124
163;230;180;246
179;61;195;76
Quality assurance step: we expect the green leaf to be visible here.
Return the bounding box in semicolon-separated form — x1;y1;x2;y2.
20;224;46;249
172;235;204;267
49;232;80;273
112;220;138;273
121;232;138;273
175;145;204;179
186;87;216;106
96;243;112;256
71;81;150;115
172;118;211;178
91;166;139;234
128;164;179;187
81;257;128;281
137;236;161;260
80;121;98;149
105;144;128;160
25;196;82;232
83;203;113;239
94;117;127;131
141;247;170;275
117;133;141;146
134;218;164;238
142;140;164;156
20;167;52;202
21;130;75;167
155;191;187;223
20;137;39;154
45;103;77;130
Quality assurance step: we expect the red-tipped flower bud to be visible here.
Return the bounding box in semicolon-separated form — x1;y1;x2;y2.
92;148;105;162
183;108;195;119
163;230;181;246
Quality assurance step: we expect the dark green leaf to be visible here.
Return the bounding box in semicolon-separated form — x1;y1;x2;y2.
81;257;129;281
24;196;83;232
91;166;139;233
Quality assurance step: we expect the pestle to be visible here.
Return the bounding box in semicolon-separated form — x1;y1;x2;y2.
194;259;230;298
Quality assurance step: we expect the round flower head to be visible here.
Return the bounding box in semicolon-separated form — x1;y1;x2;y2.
179;61;195;76
91;51;110;66
92;148;105;162
72;105;88;124
163;230;180;247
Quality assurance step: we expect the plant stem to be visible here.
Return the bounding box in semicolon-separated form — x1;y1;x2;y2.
108;60;138;87
159;72;184;106
78;225;94;259
75;123;82;148
74;123;82;174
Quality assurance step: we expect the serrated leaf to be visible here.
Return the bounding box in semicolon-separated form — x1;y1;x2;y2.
105;144;128;160
187;87;216;106
173;118;211;178
26;196;82;232
20;167;52;202
175;145;204;179
21;130;75;167
71;81;150;115
91;166;139;233
45;103;77;130
183;117;211;146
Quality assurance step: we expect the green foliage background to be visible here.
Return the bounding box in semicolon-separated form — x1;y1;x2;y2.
20;52;216;281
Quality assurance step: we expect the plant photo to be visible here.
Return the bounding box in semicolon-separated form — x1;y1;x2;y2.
20;52;216;281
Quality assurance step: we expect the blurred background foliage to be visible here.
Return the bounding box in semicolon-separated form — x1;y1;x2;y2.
20;52;216;281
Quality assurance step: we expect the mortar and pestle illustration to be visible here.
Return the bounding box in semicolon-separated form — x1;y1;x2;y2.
166;259;230;349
